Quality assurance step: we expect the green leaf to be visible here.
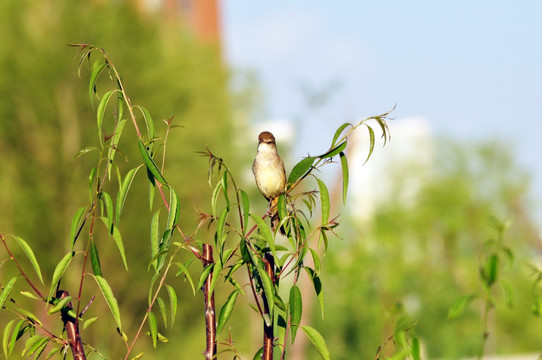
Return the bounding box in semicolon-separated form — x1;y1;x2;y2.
138;106;155;141
90;239;102;276
309;248;321;275
305;267;324;318
257;266;274;324
175;261;196;295
13;236;43;285
211;179;222;218
116;166;142;225
209;260;223;296
331;122;351;147
83;317;99;330
288;157;315;185
100;191;114;228
363;124;376;165
88;60;107;106
70;206;87;249
239;189;250;233
448;294;477;320
157;297;167;327
289;285;302;343
24;335;48;357
48;252;73;301
45;346;61;359
485;254;499;286
216;207;229;250
318;141;347;159
339;151;349;204
166;285;178;327
197;264;214;291
411;337;421;360
138;140;167;184
148;311;158;348
166;186;180;231
74;146;99;160
96;90;116;144
217;289;240;335
100;217;128;271
107;118;128;180
221;170;230;209
250;214;275;258
94;275;122;331
316;179;330;226
47;296;72;315
277;194;287;227
150;209;161;271
2;320;14;358
302;326;330;360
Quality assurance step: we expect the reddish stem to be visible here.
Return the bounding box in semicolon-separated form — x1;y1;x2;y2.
201;244;217;360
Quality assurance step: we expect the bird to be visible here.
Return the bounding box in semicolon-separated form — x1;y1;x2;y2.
252;131;287;233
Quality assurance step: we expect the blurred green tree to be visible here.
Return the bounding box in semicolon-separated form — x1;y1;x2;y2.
0;0;248;356
312;139;542;359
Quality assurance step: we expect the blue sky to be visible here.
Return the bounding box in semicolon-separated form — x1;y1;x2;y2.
221;1;542;220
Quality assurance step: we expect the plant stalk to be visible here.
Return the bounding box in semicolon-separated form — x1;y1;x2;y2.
201;244;217;360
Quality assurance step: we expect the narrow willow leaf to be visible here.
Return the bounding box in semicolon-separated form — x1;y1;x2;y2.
148;311;158;348
197;264;214;291
47;296;72;315
166;187;180;230
88;60;107;106
150;210;160;271
166;285;177;327
100;218;128;270
2;320;14;358
130;353;145;360
238;189;250;233
100;191;114;228
257;266;274;323
318;141;347;159
250;214;275;258
45;346;61;359
175;261;196;295
252;348;263;360
486;254;499;286
289;285;302;343
277;194;287;225
138;140;167;184
217;289;240;335
96;90;115;144
88;166;97;203
90;240;102;276
16;308;41;326
288;157;315;185
107;118;128;180
138;106;155;141
157;297;167;328
411;337;421;360
83;317;99;330
448;294;476;320
301;326;330;360
148;179;155;211
363;124;375;165
216;208;228;249
339;151;349;204
331;122;351;147
13;236;43;285
211;180;222;218
209;260;223;296
221;171;230;209
305;267;324;318
309;248;321;275
25;335;48;357
70;206;87;249
116;166;142;225
94;275;122;331
74;146;99;159
316;179;330;226
48;252;73;301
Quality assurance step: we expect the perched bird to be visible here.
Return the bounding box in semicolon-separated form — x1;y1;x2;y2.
252;131;287;232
